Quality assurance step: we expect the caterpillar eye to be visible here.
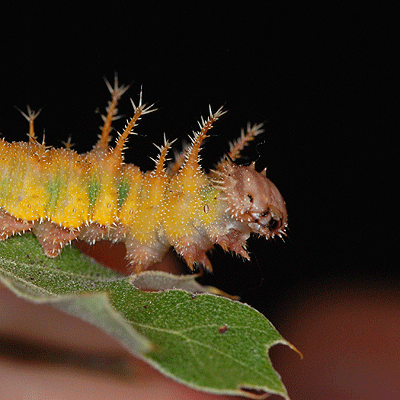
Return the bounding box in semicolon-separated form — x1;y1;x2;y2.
267;217;282;232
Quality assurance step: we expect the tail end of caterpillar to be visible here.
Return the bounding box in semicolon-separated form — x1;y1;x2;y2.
33;221;80;257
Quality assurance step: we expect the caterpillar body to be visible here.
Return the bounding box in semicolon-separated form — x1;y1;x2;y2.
0;77;287;274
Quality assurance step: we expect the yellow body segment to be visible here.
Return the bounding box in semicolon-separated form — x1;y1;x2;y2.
44;148;91;228
129;171;168;242
0;141;48;221
8;179;48;221
50;178;91;228
162;177;197;241
88;153;121;226
119;165;144;226
198;184;222;227
91;180;120;226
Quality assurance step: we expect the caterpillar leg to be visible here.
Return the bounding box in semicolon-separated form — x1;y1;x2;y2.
0;209;35;240
173;236;214;272
125;237;170;274
32;221;80;257
214;229;251;261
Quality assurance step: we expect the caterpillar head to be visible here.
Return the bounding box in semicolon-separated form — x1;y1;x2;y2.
217;160;287;238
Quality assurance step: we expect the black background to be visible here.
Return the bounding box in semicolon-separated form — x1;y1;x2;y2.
0;3;397;327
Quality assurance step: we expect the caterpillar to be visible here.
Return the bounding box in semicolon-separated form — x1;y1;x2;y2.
0;77;287;274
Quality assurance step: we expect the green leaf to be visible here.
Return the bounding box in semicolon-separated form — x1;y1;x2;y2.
0;234;294;399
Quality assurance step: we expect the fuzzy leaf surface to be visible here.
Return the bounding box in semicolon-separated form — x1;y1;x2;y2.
0;234;292;399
